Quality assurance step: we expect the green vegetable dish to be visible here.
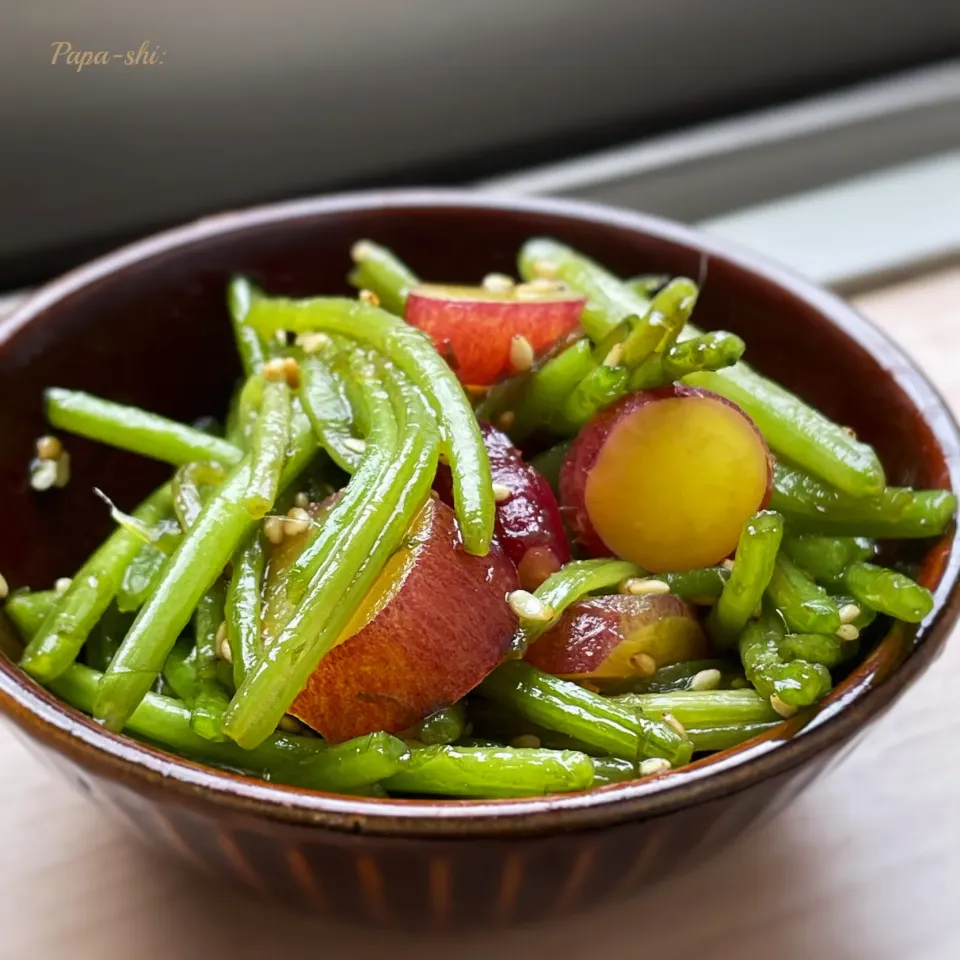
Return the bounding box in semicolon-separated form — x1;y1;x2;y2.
5;238;955;800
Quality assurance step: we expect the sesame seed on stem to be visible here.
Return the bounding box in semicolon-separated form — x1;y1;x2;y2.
482;273;514;293
689;668;722;691
835;623;859;642
507;589;555;622
639;757;671;776
770;693;797;718
838;603;861;625
283;507;311;537
602;343;624;367
622;577;671;597
295;332;331;354
630;652;657;677
509;334;535;373
662;712;687;739
263;516;285;545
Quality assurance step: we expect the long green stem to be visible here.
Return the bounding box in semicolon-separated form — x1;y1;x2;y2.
245;378;291;518
247;296;494;556
771;461;957;538
225;533;265;687
480;661;693;766
46;389;242;467
53;663;409;791
385;745;595;798
709;511;783;648
190;581;230;742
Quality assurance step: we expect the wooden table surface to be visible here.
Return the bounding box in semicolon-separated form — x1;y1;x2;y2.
2;268;959;960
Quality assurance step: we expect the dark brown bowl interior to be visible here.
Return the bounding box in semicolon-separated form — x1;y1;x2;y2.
1;190;958;842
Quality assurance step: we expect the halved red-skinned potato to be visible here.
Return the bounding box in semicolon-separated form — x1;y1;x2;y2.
525;594;708;680
263;496;519;742
404;283;586;385
435;422;570;590
560;385;773;572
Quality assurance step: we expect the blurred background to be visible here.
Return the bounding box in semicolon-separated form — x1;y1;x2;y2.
1;1;958;291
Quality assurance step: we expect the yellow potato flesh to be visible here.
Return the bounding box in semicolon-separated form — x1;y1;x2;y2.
585;396;768;572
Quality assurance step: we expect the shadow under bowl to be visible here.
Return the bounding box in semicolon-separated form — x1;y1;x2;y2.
0;190;958;930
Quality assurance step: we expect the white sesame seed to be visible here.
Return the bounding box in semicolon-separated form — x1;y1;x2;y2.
622;577;671;597
531;259;559;279
836;623;860;642
497;411;515;430
343;437;367;454
29;458;59;491
0;572;8;599
510;734;541;749
662;712;687;739
689;668;722;691
283;507;311;537
509;334;535;373
639;757;672;776
492;482;512;503
54;577;72;595
296;332;331;354
351;240;375;262
263;516;285;544
217;627;233;663
53;452;71;488
359;288;381;307
482;272;515;293
274;330;288;346
722;559;735;571
838;603;861;625
770;694;797;718
219;640;233;663
631;652;657;677
507;589;555;622
602;343;624;367
278;714;303;734
35;435;63;461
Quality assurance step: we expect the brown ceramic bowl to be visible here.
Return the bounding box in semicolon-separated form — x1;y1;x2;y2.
0;191;958;930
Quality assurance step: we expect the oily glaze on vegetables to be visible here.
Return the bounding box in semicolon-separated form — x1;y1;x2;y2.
4;233;955;801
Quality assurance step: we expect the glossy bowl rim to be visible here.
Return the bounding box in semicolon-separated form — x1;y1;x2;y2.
1;188;958;838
